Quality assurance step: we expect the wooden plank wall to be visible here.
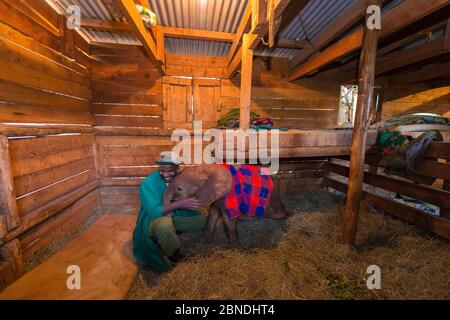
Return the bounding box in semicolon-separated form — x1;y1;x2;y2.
0;1;99;290
381;83;450;119
0;0;92;129
91;45;163;135
222;57;341;129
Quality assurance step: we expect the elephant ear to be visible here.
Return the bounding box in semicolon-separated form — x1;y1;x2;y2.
196;165;232;206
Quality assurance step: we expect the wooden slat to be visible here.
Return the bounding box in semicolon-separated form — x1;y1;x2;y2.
114;0;164;73
162;26;234;42
0;17;87;76
14;157;95;198
94;115;162;128
0;1;59;52
18;189;99;261
11;145;94;179
0;80;91;113
328;162;450;211
9;135;95;161
17;169;96;217
426;142;450;160
80;18;132;32
325;177;450;240
93;104;163;116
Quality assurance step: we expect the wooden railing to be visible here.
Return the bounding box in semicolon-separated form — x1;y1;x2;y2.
325;141;450;240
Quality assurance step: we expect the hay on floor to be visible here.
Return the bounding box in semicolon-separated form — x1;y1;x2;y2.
127;190;450;300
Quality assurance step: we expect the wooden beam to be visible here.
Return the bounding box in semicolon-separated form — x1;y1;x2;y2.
252;0;268;34
114;0;164;73
444;18;450;50
89;41;142;49
289;0;370;70
0;239;24;280
227;0;306;77
377;21;447;56
0;136;20;231
80;18;132;32
342;2;379;246
162;26;235;42
155;25;165;61
389;60;450;85
227;1;253;63
239;34;257;130
289;0;450;81
102;0;123;20
326;177;450;241
273;38;312;49
226;35;259;78
377;36;450;76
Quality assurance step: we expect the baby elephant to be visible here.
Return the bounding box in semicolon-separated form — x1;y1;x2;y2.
164;164;288;243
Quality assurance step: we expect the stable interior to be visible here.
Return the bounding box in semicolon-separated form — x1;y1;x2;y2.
0;0;449;299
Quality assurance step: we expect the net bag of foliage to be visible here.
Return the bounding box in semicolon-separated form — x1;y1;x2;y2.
136;4;158;28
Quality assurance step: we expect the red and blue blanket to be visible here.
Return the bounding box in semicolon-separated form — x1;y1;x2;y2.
219;164;273;220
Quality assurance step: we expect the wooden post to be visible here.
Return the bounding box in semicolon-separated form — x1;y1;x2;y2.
342;2;379;245
0;136;20;231
0;239;25;279
239;33;256;130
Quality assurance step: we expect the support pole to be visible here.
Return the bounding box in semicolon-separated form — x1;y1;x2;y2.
342;1;379;245
0;136;20;232
239;33;256;130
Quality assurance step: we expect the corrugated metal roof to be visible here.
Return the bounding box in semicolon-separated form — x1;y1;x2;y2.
45;0;408;59
46;0;247;55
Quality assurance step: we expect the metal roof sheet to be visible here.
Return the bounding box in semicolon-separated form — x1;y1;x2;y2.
45;0;407;59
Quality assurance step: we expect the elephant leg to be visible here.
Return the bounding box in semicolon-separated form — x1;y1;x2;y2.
203;202;220;243
265;193;288;219
219;201;239;244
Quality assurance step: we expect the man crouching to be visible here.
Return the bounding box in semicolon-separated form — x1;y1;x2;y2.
132;151;205;272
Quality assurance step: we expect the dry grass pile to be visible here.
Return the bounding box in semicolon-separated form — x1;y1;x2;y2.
127;190;450;300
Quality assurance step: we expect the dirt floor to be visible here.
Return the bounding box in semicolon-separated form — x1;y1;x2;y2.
126;190;450;300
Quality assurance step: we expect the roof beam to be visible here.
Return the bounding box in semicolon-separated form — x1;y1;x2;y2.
289;0;371;70
113;0;164;73
80;18;132;32
376;36;450;76
226;2;253;64
227;0;307;78
389;60;450;85
162;26;235;42
288;0;450;81
274;38;312;49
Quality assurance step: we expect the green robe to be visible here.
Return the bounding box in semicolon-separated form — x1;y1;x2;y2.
132;170;200;272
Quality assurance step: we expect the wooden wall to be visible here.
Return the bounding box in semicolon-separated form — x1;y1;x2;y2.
0;0;99;290
91;45;164;135
224;57;341;129
381;83;450;119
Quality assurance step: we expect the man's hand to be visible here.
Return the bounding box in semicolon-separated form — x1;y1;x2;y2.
175;197;204;211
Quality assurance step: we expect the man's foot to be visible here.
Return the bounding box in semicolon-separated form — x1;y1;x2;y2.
168;250;186;265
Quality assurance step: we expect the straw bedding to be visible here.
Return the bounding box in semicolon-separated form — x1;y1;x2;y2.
127;190;450;300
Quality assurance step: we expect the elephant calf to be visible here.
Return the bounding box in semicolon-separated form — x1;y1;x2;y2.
164;164;288;243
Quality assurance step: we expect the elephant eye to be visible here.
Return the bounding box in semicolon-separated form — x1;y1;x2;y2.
177;186;183;191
